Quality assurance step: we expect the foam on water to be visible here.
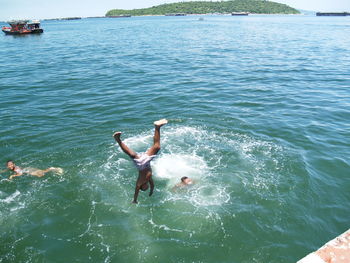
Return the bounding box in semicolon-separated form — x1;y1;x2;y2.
106;125;234;208
104;124;294;211
0;119;300;263
0;123;303;262
153;153;207;183
0;190;21;204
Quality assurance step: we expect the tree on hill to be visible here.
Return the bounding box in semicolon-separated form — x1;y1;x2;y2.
106;0;300;16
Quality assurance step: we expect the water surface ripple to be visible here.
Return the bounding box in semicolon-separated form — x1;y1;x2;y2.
0;15;349;262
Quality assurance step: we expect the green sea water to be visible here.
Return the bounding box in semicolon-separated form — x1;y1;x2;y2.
0;15;349;262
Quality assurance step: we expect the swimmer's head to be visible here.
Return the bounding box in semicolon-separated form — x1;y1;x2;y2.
181;176;193;185
181;176;188;182
6;160;15;170
140;183;149;191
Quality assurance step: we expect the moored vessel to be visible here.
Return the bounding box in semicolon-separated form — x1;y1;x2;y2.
2;20;43;35
165;13;186;16
231;12;249;16
107;15;131;18
316;12;350;16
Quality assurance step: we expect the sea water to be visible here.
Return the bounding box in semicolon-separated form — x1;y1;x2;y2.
0;15;349;262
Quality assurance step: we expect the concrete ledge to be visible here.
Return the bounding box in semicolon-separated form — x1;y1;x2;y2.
297;229;350;263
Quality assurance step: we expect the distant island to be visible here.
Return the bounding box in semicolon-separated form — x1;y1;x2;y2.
106;0;300;16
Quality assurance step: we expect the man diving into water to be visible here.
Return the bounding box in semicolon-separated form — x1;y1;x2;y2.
3;160;63;179
113;119;168;204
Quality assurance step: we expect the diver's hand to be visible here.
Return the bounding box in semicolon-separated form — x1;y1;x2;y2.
132;200;138;204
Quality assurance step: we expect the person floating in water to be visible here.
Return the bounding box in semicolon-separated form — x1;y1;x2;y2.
172;176;194;191
4;160;63;180
113;119;168;204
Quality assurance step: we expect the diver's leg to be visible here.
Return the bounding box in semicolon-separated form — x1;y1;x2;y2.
113;132;138;159
146;119;168;156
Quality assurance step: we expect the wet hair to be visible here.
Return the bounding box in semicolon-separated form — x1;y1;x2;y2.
6;160;14;164
181;176;188;182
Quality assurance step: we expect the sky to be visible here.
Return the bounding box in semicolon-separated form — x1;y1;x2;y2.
0;0;350;21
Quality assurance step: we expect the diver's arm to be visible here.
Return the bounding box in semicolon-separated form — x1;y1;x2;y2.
149;178;154;196
133;185;141;204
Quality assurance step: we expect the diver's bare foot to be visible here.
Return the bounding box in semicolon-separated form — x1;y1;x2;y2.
154;119;168;127
113;132;122;141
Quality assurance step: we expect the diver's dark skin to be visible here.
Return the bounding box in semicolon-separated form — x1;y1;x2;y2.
113;119;168;203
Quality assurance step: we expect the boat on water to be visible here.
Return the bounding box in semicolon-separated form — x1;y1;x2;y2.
231;12;249;16
316;12;350;16
2;20;43;35
165;13;186;16
108;15;131;18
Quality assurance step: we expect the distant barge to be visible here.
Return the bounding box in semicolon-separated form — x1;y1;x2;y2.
62;17;81;20
316;12;350;16
165;13;186;16
108;15;131;18
231;12;249;16
2;20;43;35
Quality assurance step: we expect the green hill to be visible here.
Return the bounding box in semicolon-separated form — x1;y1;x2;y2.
106;0;300;16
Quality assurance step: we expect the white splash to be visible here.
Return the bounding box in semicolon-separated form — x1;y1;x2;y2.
152;153;207;184
1;190;20;204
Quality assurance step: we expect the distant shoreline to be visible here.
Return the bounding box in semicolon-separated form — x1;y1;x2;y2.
43;13;304;21
106;0;300;16
1;13;330;23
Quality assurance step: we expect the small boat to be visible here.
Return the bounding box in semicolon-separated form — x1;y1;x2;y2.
61;17;81;20
165;13;186;16
316;12;350;16
108;15;132;18
231;12;249;16
2;20;43;35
